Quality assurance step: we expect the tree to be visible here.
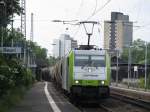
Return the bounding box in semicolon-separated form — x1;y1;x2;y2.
28;41;49;68
0;28;24;47
121;39;150;64
0;0;22;27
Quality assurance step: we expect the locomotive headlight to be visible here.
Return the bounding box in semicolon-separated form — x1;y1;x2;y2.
101;81;105;85
75;80;79;84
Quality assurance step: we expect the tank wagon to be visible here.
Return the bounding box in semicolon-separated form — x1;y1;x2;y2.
51;48;111;103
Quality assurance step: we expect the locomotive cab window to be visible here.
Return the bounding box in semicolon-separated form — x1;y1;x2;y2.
74;55;105;67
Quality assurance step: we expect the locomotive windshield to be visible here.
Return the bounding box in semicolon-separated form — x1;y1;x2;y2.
74;55;105;67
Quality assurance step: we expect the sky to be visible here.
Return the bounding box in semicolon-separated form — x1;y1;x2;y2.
14;0;150;54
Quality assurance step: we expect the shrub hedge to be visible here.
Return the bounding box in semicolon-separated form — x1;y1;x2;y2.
0;55;35;112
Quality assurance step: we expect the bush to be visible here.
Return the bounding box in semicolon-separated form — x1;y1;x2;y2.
0;56;35;112
139;78;145;88
23;68;34;88
139;75;150;89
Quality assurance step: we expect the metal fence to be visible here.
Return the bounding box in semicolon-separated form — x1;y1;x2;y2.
111;64;150;91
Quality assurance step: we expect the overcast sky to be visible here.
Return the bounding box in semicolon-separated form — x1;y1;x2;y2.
14;0;150;54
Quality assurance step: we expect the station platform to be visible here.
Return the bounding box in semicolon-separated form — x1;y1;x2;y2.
11;82;80;112
11;82;53;112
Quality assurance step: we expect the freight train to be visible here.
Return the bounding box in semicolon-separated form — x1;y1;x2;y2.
50;46;111;103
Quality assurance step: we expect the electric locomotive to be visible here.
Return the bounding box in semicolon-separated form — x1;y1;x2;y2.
51;45;111;103
51;21;111;103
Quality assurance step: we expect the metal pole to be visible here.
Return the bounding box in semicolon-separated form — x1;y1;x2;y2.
145;42;147;90
24;48;26;64
137;70;139;88
87;34;91;46
23;40;26;66
128;46;131;88
27;48;29;67
30;13;34;41
116;49;119;86
0;2;5;53
1;27;3;47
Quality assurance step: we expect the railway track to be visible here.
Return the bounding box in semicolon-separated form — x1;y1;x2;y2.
100;104;114;112
76;93;150;112
110;92;150;110
51;81;150;112
77;104;113;112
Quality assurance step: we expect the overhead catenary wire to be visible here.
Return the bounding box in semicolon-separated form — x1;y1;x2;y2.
86;0;98;20
73;25;81;38
76;0;84;18
87;0;111;20
134;22;150;31
136;0;143;23
94;0;111;15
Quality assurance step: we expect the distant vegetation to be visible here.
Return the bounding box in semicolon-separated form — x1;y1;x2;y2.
0;55;34;112
121;39;150;89
0;0;22;27
121;39;150;64
48;56;60;67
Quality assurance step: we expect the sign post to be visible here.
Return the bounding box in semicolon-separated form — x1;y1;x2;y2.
134;66;138;88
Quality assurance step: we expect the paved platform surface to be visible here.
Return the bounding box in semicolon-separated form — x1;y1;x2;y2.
11;82;80;112
11;82;53;112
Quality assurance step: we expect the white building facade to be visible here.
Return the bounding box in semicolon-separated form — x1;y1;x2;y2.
53;34;78;58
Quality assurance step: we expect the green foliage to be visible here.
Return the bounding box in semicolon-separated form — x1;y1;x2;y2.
0;0;22;27
0;55;35;111
29;41;49;68
0;28;24;47
0;57;34;96
139;78;145;88
121;39;150;64
24;69;34;88
139;75;150;89
0;1;49;111
48;56;59;66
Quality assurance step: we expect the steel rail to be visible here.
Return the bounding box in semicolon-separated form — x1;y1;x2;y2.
110;92;150;110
